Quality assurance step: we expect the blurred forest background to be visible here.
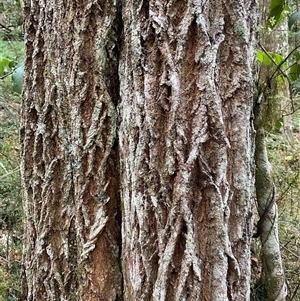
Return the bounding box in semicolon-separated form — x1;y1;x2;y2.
0;0;300;300
0;1;23;300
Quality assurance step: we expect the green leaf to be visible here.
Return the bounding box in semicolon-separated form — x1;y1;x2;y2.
0;63;4;75
262;54;272;66
276;74;285;84
267;2;290;29
256;50;264;63
11;65;24;94
290;63;300;81
275;117;284;130
269;0;284;10
256;50;272;66
267;5;284;28
257;50;287;68
0;57;16;75
293;51;300;61
288;11;300;30
272;53;285;67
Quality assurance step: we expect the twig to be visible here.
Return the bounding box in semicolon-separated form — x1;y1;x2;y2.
0;22;11;32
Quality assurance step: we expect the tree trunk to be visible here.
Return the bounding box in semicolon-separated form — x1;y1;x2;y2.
119;1;257;300
21;0;258;300
21;0;122;300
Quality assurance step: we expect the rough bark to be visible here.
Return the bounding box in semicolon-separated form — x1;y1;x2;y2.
21;0;122;300
119;1;257;300
22;0;259;300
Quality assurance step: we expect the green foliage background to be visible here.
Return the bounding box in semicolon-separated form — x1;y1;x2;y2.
0;1;23;300
251;0;300;299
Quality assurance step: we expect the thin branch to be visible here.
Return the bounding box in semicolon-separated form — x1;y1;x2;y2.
258;43;300;116
0;22;11;32
281;244;300;260
0;168;20;180
263;43;300;82
291;283;300;301
0;69;15;80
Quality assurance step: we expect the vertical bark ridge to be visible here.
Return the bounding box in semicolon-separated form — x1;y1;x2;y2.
22;0;123;300
119;0;257;300
218;1;258;299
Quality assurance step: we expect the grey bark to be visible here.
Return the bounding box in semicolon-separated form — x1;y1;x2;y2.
253;104;287;300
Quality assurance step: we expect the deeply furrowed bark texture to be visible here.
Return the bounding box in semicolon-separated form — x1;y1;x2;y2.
119;1;257;300
21;0;122;300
